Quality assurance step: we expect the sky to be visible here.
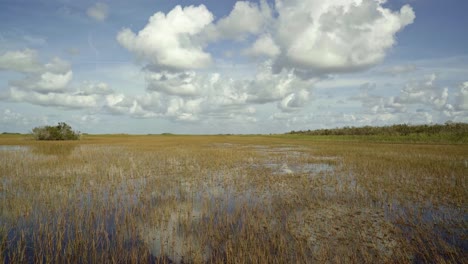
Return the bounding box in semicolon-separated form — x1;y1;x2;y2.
1;0;467;134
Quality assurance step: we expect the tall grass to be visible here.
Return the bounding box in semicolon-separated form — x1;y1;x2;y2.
0;135;466;263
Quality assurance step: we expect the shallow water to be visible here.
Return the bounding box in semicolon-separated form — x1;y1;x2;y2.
263;162;335;175
383;199;468;253
0;145;29;151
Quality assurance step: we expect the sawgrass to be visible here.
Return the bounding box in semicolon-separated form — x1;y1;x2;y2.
0;134;466;263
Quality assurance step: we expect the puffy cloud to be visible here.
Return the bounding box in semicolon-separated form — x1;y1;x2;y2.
165;97;203;121
104;93;159;118
350;83;406;114
455;81;468;110
143;61;315;113
104;62;315;121
1;108;29;125
87;2;109;21
9;57;72;93
244;62;317;105
117;5;213;71
347;75;468;126
105;0;422;128
140;72;247;121
112;0;417;125
144;64;313;108
0;108;34;132
353;75;452;115
76;82;113;95
243;34;280;58
0;49;41;73
396;74;449;110
8;87;98;109
0;49;115;110
204;1;271;41
272;0;415;76
278;90;310;112
34;71;73;92
105;93;134;115
146;71;199;97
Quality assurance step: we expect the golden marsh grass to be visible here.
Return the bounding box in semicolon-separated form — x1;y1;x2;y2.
0;135;466;263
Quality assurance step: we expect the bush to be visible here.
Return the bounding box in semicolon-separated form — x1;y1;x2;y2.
32;122;80;140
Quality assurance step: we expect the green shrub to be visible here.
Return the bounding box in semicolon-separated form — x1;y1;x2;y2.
32;122;80;140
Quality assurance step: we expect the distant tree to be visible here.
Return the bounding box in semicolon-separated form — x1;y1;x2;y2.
287;122;468;140
32;122;80;140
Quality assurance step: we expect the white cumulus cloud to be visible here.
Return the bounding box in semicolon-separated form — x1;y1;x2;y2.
278;90;310;112
9;57;72;94
117;5;214;71
0;49;42;73
9;87;98;109
243;34;280;58
76;81;113;96
456;81;468;111
204;0;271;41
0;49;119;110
397;74;449;110
146;71;199;97
272;0;415;76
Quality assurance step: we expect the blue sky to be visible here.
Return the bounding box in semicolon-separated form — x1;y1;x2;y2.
1;0;467;134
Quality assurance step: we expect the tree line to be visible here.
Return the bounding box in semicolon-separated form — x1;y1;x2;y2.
287;122;468;137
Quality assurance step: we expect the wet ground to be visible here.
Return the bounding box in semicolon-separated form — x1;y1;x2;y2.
1;143;466;263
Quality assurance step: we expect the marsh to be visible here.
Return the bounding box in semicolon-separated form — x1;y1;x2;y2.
0;135;466;263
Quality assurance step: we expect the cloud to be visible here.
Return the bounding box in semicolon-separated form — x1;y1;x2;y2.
9;57;72;94
143;61;316;113
165;97;203;121
104;63;314;121
23;35;47;46
203;0;271;41
146;71;199;97
244;62;317;106
137;72;248;121
113;0;417;122
347;74;468;125
271;0;415;76
1;108;29;126
65;47;80;56
106;0;421;128
380;64;418;76
349;83;406;114
117;5;214;71
8;87;98;109
0;49;115;110
87;2;109;21
243;34;280;58
396;74;449;110
455;81;468;110
278;90;310;112
104;93;159;118
0;49;42;73
76;81;113;96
